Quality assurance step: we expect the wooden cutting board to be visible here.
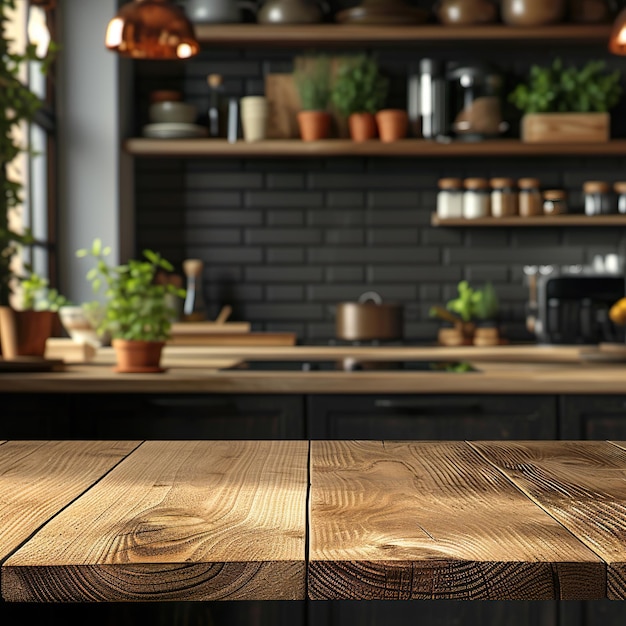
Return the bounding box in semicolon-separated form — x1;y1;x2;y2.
167;332;297;347
171;321;251;335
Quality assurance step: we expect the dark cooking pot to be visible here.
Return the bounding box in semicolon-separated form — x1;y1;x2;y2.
335;291;403;342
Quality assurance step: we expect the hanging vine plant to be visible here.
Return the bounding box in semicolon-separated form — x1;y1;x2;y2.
0;0;56;306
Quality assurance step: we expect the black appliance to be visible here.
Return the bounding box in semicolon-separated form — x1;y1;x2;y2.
535;273;626;344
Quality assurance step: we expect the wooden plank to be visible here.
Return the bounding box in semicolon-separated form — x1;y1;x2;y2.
431;214;626;227
0;441;140;564
124;138;626;159
170;321;251;335
309;440;604;601
473;440;626;600
193;24;611;46
2;440;308;602
167;332;297;346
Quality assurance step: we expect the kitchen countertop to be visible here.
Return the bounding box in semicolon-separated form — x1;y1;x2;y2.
0;343;625;394
2;440;625;602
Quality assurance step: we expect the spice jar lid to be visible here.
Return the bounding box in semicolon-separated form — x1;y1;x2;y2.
543;189;567;200
464;178;489;190
583;180;610;194
490;177;515;189
614;181;626;194
438;177;463;190
518;178;540;189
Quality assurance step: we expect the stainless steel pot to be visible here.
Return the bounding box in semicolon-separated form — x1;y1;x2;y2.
335;291;403;342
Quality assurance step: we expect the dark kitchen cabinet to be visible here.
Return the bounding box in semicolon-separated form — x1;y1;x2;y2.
71;393;305;439
0;393;75;439
559;395;626;439
307;394;558;440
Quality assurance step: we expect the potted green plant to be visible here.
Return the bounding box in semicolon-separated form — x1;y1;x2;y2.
330;54;389;142
0;272;69;358
508;58;622;143
294;54;333;141
76;239;186;373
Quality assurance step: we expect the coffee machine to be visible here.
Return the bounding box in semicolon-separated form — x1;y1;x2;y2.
528;265;625;345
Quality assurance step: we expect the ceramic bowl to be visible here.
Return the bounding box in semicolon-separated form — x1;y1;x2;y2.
59;305;109;347
149;101;197;124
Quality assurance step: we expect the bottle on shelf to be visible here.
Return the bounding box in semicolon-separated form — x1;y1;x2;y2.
542;189;567;215
182;258;208;322
490;177;518;217
437;177;464;219
583;180;615;215
207;73;225;138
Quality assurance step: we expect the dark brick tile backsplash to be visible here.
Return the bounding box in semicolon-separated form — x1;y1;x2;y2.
134;46;626;344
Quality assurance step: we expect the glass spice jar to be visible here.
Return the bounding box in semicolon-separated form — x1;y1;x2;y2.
490;177;517;217
463;178;490;219
517;177;542;217
615;182;626;214
583;180;615;216
543;189;567;215
437;178;464;219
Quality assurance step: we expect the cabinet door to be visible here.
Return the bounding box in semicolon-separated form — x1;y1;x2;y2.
308;394;557;440
560;396;626;439
0;393;74;439
72;394;305;439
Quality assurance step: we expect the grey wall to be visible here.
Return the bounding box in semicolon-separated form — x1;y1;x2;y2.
57;0;124;305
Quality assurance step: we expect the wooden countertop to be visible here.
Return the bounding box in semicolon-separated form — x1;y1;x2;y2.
2;440;626;602
0;343;625;394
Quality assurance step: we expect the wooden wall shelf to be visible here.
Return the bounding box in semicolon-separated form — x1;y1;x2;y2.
124;138;626;158
431;214;626;227
193;23;611;47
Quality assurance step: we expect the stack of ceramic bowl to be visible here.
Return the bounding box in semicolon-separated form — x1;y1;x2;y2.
143;91;207;139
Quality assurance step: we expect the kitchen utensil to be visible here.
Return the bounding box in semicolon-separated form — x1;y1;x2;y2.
435;0;498;25
335;291;403;342
257;0;326;24
336;0;429;24
240;96;269;142
149;101;197;124
183;258;208;322
142;123;208;139
187;0;257;23
501;0;566;25
214;305;232;324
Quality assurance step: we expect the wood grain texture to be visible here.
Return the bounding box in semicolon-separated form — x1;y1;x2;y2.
193;24;611;46
474;441;626;600
431;214;626;227
309;440;603;601
521;112;609;143
123;138;626;159
2;440;308;602
0;441;139;562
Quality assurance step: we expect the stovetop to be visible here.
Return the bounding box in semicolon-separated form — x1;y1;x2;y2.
221;360;477;372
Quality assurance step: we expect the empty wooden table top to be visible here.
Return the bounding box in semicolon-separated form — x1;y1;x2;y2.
2;440;626;602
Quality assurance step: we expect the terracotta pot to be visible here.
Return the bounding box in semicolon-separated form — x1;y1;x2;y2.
0;306;56;358
112;338;166;374
376;109;408;142
348;112;377;142
297;110;331;141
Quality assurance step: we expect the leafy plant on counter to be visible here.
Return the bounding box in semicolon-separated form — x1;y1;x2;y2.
441;281;499;323
294;54;332;112
76;238;185;342
508;58;622;114
20;272;69;312
0;0;57;306
330;54;389;117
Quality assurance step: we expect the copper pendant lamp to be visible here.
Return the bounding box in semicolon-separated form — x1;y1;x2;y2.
610;7;626;55
105;0;200;60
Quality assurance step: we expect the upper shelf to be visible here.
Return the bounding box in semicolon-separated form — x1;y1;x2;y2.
124;138;626;158
193;23;612;47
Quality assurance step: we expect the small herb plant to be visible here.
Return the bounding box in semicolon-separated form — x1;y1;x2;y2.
20;272;69;312
76;239;185;342
508;58;622;114
440;281;499;322
294;54;332;111
330;54;389;117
